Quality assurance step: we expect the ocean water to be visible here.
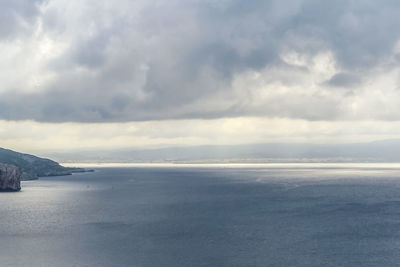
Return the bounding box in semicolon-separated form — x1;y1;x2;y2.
2;164;400;266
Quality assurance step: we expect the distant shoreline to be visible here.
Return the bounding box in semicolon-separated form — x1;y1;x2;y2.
61;162;400;169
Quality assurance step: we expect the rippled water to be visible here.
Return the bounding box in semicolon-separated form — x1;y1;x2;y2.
2;165;400;266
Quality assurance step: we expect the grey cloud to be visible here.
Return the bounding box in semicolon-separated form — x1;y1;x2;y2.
1;0;400;122
284;0;400;68
0;0;44;40
325;73;362;88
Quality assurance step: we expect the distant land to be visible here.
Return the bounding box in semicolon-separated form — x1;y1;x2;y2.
0;147;90;180
40;139;400;164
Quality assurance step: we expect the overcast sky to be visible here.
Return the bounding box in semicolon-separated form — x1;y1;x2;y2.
1;0;400;153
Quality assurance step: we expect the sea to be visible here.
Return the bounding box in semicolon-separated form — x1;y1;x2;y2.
2;163;400;267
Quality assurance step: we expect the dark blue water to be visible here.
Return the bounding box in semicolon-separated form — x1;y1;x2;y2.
2;165;400;266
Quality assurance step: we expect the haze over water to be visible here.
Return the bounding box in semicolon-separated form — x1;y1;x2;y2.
2;164;400;266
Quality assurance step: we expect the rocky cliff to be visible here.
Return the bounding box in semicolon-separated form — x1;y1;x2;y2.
0;163;21;191
0;148;88;181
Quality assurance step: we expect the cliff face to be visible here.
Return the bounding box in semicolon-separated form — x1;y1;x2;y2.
0;163;21;191
0;148;87;181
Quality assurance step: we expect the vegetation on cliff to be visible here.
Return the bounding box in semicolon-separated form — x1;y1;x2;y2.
0;148;87;181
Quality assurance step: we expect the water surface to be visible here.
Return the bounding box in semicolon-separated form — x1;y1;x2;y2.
1;165;400;266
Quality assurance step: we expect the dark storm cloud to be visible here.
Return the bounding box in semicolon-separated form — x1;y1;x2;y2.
1;0;400;122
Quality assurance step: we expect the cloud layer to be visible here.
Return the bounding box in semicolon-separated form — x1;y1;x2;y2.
1;0;400;122
3;118;400;154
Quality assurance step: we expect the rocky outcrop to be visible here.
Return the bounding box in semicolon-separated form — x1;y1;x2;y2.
0;163;21;191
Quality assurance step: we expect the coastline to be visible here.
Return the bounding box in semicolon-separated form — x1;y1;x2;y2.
60;162;400;169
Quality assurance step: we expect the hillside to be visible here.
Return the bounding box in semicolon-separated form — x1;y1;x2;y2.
0;148;87;180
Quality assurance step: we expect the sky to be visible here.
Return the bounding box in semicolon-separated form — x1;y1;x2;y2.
1;0;400;154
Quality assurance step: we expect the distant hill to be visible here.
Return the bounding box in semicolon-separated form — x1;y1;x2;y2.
45;139;400;163
0;148;87;180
